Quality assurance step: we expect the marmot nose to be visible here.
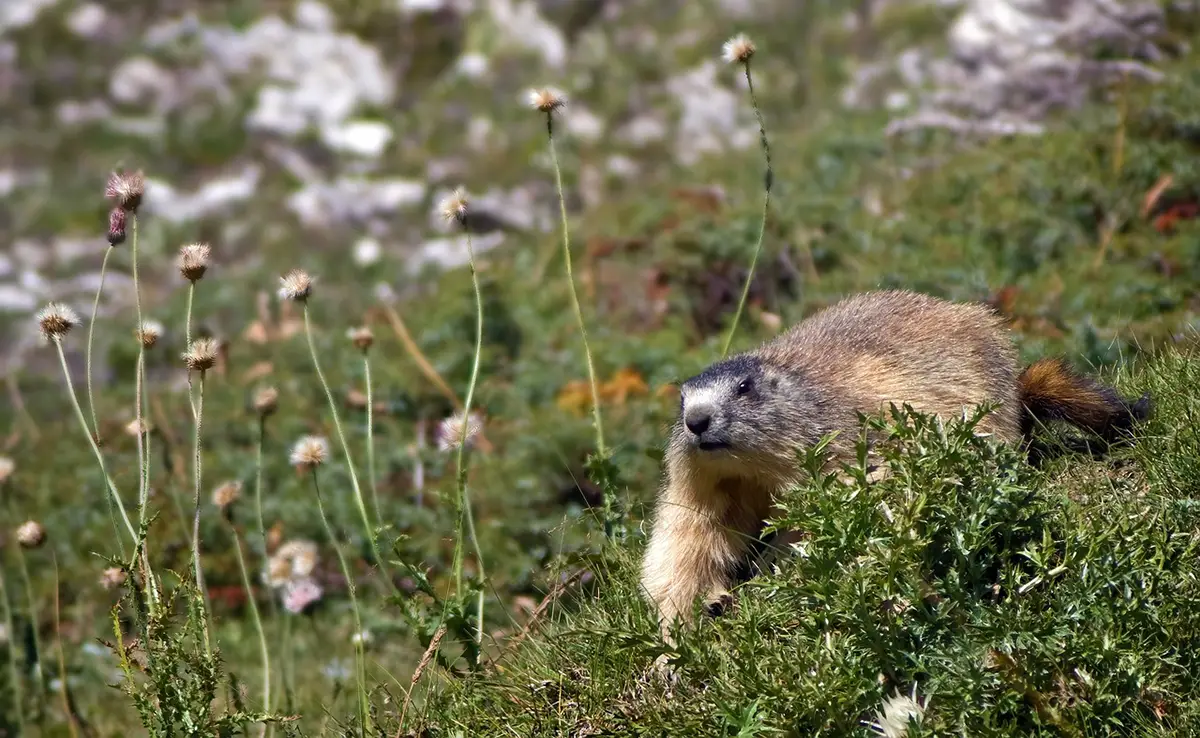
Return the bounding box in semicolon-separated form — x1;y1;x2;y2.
685;408;711;436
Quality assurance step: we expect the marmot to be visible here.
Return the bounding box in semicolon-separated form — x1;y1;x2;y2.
641;289;1149;635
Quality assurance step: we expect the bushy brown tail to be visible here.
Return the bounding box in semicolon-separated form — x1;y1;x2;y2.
1017;358;1151;443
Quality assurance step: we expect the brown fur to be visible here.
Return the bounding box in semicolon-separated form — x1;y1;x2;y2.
641;290;1147;638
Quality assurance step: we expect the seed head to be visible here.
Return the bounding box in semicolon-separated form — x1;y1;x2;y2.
347;326;374;352
212;480;242;511
527;87;566;114
436;410;484;453
105;170;145;212
278;269;313;302
440;187;469;225
101;567;127;590
37;303;79;342
107;207;127;246
282;576;323;614
16;520;46;549
125;418;151;437
865;685;927;738
178;243;211;282
289;435;329;470
0;457;13;484
136;320;163;349
721;33;755;65
253;386;279;417
182;337;220;373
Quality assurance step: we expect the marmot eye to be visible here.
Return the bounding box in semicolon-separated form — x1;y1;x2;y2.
736;379;753;396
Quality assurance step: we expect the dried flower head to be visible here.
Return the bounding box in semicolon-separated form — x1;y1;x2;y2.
289;435;329;470
278;269;313;302
212;480;242;511
16;520;46;549
253;386;279;417
721;33;756;65
0;457;13;484
101;567;127;590
37;303;79;342
437;410;484;452
182;337;220;373
105;170;146;212
440;187;469;225
178;243;211;282
347;326;374;352
527;87;566;114
865;685;927;738
136;320;163;349
282;577;323;614
107;207;127;246
125;418;151;437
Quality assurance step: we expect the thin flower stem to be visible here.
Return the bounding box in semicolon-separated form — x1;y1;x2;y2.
280;611;294;716
452;227;486;644
134;353;160;612
0;563;25;732
15;546;43;697
720;61;774;359
301;306;394;593
185;282;195;349
310;470;370;735
254;416;270;562
190;371;212;655
364;355;380;525
54;340;138;548
52;554;81;738
545;116;606;458
228;521;271;730
131;215;147;523
84;245;114;436
185;283;197;419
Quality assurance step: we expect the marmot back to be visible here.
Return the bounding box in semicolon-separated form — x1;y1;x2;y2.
642;289;1149;638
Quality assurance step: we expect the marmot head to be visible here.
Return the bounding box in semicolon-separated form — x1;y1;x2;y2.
671;353;823;479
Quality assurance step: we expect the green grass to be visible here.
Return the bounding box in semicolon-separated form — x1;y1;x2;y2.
2;1;1200;735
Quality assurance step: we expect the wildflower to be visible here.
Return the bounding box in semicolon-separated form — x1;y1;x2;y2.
865;685;927;738
125;418;150;437
278;269;313;302
37;303;79;342
107;207;127;246
177;243;211;282
253;386;279;417
212;480;242;511
182;337;220;373
16;520;46;549
135;320;163;349
281;576;323;614
0;457;13;484
289;436;329;470
105;169;146;212
721;33;755;65
351;629;373;648
440;187;469;225
347;326;374;352
527;87;566;114
436;410;484;452
100;567;127;590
